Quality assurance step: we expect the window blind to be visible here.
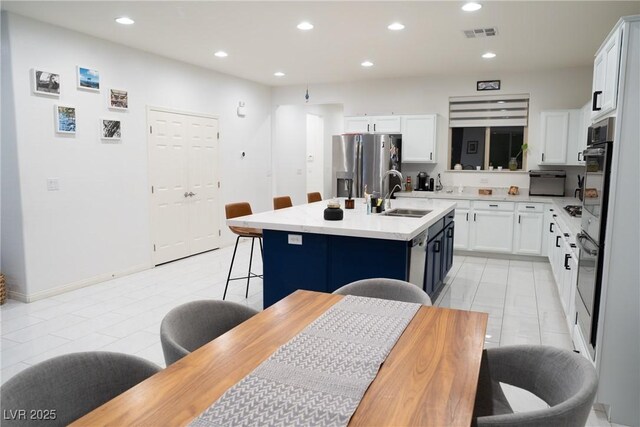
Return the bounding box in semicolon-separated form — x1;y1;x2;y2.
449;94;529;127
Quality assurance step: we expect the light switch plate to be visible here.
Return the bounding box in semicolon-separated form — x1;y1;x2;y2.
46;178;60;191
287;234;302;245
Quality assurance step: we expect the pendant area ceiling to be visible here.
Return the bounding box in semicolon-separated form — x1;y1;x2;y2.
2;1;639;86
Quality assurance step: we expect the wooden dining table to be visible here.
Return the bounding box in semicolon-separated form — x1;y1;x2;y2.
72;290;488;426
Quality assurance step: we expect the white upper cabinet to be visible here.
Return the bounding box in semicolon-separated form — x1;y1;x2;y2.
344;116;371;133
539;111;570;164
591;26;622;120
343;115;402;133
372;116;402;133
401;115;437;163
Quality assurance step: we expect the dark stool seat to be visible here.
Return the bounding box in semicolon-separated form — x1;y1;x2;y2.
224;202;263;300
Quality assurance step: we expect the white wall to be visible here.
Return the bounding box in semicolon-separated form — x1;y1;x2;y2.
271;67;593;196
272;104;343;204
1;13;272;300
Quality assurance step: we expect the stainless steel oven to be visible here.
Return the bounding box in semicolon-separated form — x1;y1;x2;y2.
576;117;614;359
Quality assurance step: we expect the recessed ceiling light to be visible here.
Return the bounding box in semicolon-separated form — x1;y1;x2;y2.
115;17;135;25
388;22;405;31
361;61;374;67
482;52;496;59
462;2;482;12
274;72;285;77
214;51;228;58
297;22;314;31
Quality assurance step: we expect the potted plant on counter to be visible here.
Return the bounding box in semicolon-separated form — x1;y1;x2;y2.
509;143;529;171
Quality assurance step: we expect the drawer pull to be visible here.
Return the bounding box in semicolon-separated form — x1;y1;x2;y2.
526;205;535;209
489;204;498;207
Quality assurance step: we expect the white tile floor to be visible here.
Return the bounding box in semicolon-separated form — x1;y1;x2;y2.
0;245;613;425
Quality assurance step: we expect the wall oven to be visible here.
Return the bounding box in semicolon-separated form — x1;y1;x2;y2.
575;117;614;359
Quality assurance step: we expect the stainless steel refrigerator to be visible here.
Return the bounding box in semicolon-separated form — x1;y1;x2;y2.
332;134;402;198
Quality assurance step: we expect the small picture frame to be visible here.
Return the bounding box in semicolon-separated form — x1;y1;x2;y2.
477;80;501;91
32;69;60;96
109;89;128;110
101;119;121;140
54;105;76;134
77;66;100;91
467;140;478;154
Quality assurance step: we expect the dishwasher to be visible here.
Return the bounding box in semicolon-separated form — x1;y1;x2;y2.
408;230;428;290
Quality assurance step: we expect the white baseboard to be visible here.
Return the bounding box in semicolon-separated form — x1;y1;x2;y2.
7;263;152;303
454;250;548;262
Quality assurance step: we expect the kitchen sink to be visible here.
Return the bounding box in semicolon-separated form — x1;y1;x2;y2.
380;208;432;218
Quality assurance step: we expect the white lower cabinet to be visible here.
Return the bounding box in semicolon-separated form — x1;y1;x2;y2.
514;212;544;255
471;210;515;253
454;209;470;249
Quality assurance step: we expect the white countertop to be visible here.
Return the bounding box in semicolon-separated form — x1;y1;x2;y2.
227;198;457;242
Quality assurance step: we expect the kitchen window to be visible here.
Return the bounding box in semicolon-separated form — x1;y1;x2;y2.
449;94;529;171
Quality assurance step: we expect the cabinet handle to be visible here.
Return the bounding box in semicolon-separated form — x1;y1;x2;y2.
550;222;555;233
447;227;454;238
578;152;583;162
542;153;545;162
434;240;441;253
592;91;602;111
489;204;498;207
556;235;561;248
466;212;469;221
526;205;535;209
474;213;477;221
367;124;370;132
374;123;376;132
518;214;521;224
564;254;571;270
430;152;433;160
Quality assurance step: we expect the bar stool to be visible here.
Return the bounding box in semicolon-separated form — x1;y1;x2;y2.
307;192;322;203
273;196;293;210
223;202;263;300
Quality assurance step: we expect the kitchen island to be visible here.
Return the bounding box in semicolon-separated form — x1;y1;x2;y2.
228;198;456;307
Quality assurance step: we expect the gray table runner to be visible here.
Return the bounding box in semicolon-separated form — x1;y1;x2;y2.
190;295;421;427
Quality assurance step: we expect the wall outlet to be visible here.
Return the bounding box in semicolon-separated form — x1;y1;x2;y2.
287;234;302;245
46;178;60;191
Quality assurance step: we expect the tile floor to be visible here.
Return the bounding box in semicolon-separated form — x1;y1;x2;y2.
0;244;613;425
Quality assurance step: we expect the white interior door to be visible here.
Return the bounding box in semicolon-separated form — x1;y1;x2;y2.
306;113;324;195
149;109;219;265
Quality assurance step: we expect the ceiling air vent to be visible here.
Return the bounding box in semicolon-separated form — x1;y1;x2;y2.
463;27;498;38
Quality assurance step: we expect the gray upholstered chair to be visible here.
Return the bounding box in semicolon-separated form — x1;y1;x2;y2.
333;278;432;305
473;345;598;427
0;352;160;427
160;300;258;366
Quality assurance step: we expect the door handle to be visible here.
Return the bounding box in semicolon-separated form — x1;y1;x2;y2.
434;240;441;253
549;222;554;233
447;227;454;238
564;254;571;270
556;235;561;248
592;91;602;111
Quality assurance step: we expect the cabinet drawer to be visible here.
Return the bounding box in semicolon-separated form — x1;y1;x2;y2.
473;201;515;211
517;203;544;213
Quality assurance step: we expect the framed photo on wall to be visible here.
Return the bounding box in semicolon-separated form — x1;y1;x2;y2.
467;140;478;154
77;66;100;91
101;119;121;140
109;89;128;110
32;69;60;96
477;80;500;91
54;105;76;134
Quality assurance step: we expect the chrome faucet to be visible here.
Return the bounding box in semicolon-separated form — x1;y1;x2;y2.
381;169;403;211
